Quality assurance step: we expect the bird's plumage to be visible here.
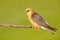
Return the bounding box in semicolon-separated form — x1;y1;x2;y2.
32;13;57;31
26;8;57;34
32;13;47;26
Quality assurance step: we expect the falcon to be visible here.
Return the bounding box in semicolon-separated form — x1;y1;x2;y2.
25;8;57;34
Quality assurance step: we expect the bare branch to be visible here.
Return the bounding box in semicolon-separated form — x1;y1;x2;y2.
0;24;32;28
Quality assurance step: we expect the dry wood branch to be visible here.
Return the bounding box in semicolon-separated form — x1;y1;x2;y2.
0;24;32;28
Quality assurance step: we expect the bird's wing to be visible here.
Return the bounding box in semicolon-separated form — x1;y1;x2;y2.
32;13;57;31
32;12;48;27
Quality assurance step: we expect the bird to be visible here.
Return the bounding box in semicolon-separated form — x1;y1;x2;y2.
25;8;57;34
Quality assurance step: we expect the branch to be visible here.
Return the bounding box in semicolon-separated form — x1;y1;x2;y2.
0;24;32;28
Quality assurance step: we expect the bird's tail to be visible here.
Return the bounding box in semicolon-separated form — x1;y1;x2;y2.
47;25;57;32
41;25;57;34
48;26;57;34
46;25;57;34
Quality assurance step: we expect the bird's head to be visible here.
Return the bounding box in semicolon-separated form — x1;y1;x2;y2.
26;8;34;15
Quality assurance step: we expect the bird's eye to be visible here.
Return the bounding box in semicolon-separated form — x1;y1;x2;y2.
27;10;29;12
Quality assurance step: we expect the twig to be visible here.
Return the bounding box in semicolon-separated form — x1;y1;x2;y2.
0;24;32;28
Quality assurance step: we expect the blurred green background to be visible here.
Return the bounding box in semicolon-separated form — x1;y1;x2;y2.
0;0;60;40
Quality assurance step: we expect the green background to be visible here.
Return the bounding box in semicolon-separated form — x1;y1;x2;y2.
0;0;60;40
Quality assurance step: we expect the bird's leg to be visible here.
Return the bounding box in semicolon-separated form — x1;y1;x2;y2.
32;26;41;32
34;27;39;31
